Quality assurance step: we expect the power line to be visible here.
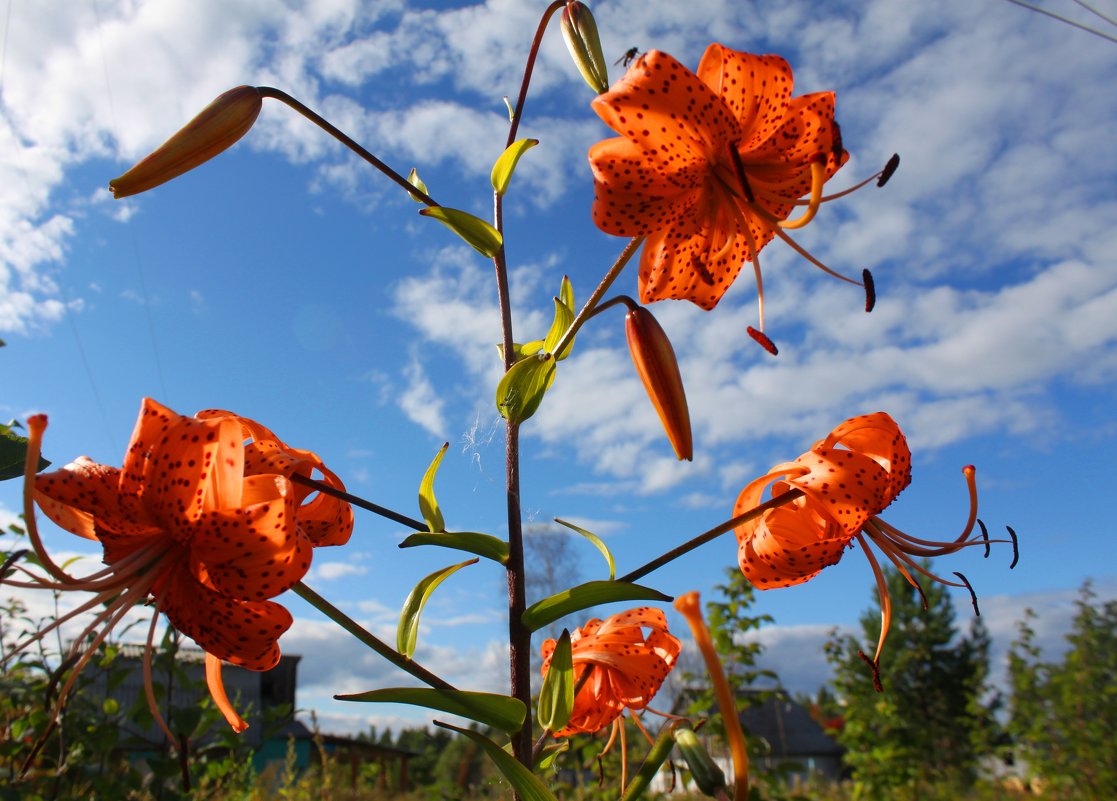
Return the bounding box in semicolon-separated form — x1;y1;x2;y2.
1001;0;1117;44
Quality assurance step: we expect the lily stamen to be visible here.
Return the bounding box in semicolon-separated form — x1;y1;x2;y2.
778;156;826;230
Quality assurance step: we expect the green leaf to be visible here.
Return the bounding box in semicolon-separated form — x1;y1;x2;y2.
398;558;477;658
434;722;558;801
496;352;556;423
558;275;575;314
535;740;569;770
543;276;576;360
543;297;574;361
339;688;526;733
555;518;614;580
490;138;538;196
419;206;503;257
406;167;429;202
399;531;509;565
496;339;544;364
0;422;50;482
537;629;574;733
419;442;448;533
522;580;672;632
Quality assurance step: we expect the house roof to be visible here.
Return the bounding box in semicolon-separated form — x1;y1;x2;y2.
740;696;844;758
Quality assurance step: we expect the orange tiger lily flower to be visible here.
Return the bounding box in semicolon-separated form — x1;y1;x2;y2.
734;413;997;687
540;607;681;738
11;398;353;743
589;45;895;353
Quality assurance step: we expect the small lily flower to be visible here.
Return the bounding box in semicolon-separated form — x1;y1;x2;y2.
109;86;262;198
540;607;681;738
8;398;353;745
588;45;896;353
625;304;693;460
733;413;1008;687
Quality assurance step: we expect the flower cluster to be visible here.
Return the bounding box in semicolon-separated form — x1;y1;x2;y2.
590;44;891;353
14;398;352;738
734;413;991;684
540;607;680;738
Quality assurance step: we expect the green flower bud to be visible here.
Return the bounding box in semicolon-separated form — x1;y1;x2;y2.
561;2;609;94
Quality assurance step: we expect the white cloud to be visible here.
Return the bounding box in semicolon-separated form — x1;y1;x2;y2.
307;560;368;582
398;359;447;437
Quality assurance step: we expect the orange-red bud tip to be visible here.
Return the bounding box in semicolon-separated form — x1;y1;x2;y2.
746;326;778;356
109;86;263;198
626;307;693;460
26;414;48;432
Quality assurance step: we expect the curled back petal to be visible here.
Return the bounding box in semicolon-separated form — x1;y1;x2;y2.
157;562;291;671
190;476;311;600
34;459;157;542
592;50;739;171
822;412;912;503
737;505;847;588
697;47;793;150
787;448;894;534
589;137;707;238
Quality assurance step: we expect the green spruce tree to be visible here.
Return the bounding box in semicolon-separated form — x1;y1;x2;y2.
825;561;995;799
1008;582;1117;799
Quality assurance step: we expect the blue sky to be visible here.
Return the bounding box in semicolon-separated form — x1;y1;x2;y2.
3;0;1117;735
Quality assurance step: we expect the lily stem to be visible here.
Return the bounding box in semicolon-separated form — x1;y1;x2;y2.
618;489;804;583
257;87;439;207
292;581;454;690
289;474;426;532
551;236;645;357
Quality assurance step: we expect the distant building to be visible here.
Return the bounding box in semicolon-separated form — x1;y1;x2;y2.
741;695;845;781
662;688;845;793
82;642;416;791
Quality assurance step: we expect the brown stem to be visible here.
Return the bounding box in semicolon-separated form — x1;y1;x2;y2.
292;582;454;690
257;87;439;207
505;0;568;148
289;473;426;531
550;236;644;357
493;4;568;779
618;489;804;583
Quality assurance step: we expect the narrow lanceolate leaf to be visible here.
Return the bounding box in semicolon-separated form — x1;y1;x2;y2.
435;722;559;801
522;580;672;632
490;138;539;196
398;558;478;658
338;688;526;733
559;275;575;314
419;443;449;533
543;297;574;360
496;352;556;423
406;167;429;202
419;206;503;257
398;531;510;565
537;630;574;732
622;719;686;801
555;518;615;580
0;421;50;481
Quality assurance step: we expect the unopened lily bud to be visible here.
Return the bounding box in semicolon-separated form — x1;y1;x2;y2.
109;86;262;198
674;726;727;797
626;306;692;461
561;2;609;95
